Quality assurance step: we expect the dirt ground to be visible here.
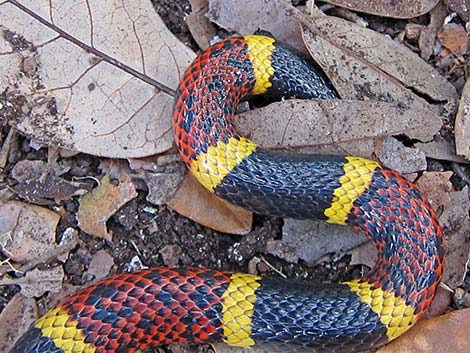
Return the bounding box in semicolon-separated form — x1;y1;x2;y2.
1;1;469;353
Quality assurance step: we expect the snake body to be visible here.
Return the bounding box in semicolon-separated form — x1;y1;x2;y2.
10;35;445;353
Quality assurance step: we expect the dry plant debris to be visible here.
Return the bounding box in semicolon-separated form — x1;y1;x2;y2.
320;0;440;18
76;175;138;240
455;77;470;160
0;0;194;158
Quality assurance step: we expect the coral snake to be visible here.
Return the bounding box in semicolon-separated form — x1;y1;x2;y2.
10;35;445;353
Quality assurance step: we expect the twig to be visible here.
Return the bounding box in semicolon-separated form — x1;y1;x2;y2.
0;127;16;171
260;255;287;278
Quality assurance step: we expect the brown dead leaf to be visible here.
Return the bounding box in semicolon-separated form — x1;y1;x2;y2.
76;175;138;240
416;139;470;164
377;309;470;353
13;174;91;205
320;0;439;18
236;99;440;158
86;249;115;281
0;293;37;353
298;15;457;111
0;201;60;263
375;137;427;174
267;219;368;265
0;0;194;158
0;266;64;297
440;186;470;289
9;159;91;205
166;173;252;235
455;77;470;160
438;24;470;55
415;171;454;210
207;0;307;52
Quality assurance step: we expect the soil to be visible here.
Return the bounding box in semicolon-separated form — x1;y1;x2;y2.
0;1;469;353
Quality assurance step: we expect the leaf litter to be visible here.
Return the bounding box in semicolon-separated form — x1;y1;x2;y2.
1;0;470;352
1;0;194;158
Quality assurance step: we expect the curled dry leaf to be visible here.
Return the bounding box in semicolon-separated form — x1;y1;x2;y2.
0;266;64;298
297;14;457;113
166;173;252;235
455;77;470;160
320;0;439;18
207;0;307;52
440;186;470;289
0;293;37;353
0;0;194;158
377;309;470;353
77;175;138;241
236;99;440;158
0;201;60;263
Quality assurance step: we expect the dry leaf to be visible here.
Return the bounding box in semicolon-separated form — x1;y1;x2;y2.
418;2;447;61
350;241;376;268
438;24;470;55
267;219;368;265
0;201;60;263
76;175;138;240
455;77;470;160
166;173;252;235
0;0;194;158
377;309;470;353
236;99;440;158
207;0;307;52
415;139;470;164
0;267;64;297
13;174;91;205
415;171;453;210
143;164;186;205
440;186;470;289
0;293;37;353
298;15;456;110
320;0;439;18
86;249;115;281
375;137;427;174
